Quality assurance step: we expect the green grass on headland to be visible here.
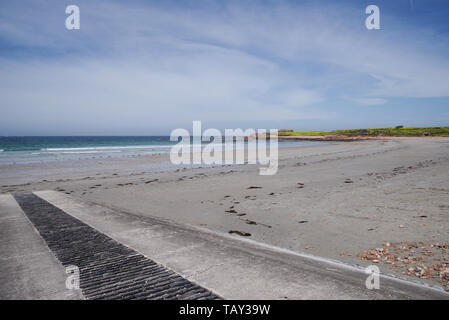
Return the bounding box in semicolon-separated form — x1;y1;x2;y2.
279;127;449;137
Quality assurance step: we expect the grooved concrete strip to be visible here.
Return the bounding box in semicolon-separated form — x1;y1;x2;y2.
35;190;449;300
12;193;220;300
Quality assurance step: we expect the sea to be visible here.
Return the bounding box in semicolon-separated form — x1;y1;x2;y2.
0;136;325;165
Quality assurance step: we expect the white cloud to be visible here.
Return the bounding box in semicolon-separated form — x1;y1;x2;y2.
279;89;324;108
351;97;387;106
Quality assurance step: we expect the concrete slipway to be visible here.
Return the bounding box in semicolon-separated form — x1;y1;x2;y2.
0;191;447;300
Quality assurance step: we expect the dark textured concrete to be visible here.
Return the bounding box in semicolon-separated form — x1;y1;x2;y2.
13;193;220;300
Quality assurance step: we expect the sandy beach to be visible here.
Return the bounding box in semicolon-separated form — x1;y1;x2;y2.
1;138;448;290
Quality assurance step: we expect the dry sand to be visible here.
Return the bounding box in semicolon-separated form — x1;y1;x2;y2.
1;139;448;289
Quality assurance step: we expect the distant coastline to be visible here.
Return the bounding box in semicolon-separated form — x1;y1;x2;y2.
276;126;449;141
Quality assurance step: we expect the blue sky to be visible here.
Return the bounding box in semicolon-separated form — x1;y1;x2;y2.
1;0;449;135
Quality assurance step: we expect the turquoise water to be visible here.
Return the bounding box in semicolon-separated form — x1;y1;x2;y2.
0;136;325;165
0;136;173;152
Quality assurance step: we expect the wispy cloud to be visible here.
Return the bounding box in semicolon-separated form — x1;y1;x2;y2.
350;97;387;106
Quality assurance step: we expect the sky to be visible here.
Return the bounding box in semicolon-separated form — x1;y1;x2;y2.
1;0;449;135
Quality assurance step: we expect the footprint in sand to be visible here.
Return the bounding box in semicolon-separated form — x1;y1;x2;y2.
242;219;272;228
244;195;257;200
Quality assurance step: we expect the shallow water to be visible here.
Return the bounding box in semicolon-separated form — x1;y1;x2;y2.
0;136;326;165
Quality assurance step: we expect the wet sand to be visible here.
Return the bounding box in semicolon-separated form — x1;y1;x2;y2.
1;139;448;290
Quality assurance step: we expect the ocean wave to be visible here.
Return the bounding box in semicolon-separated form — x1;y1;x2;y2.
0;149;3;152
31;151;124;155
41;145;175;152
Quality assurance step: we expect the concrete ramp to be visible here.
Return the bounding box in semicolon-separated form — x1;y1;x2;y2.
1;191;448;300
0;194;82;300
12;193;219;300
